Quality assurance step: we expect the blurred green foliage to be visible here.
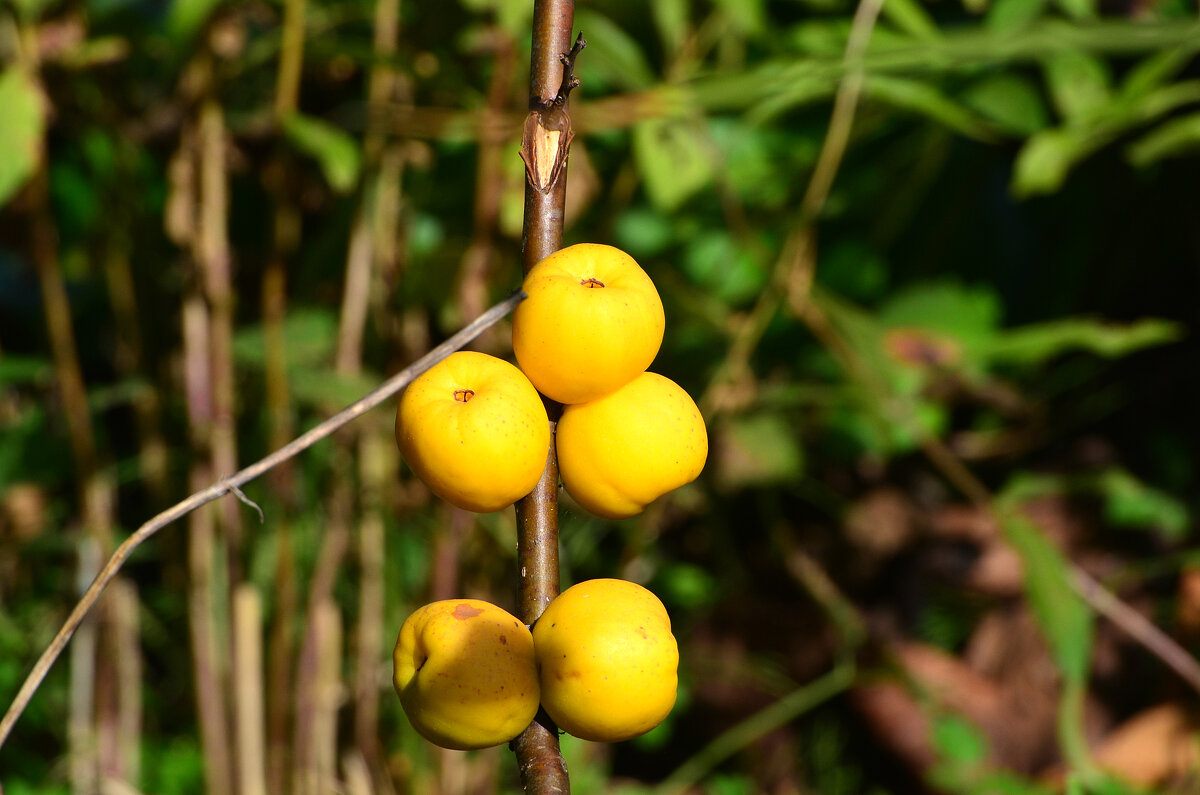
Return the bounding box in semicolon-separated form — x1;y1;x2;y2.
1;0;1199;792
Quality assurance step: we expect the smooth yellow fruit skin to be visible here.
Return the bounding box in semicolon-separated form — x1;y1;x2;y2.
557;372;707;519
393;599;540;750
533;579;678;743
396;351;550;513
512;243;665;405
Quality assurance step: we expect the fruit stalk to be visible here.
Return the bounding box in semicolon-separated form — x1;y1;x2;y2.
511;1;581;792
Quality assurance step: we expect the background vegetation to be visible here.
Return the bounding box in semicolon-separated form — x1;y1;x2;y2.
2;0;1200;792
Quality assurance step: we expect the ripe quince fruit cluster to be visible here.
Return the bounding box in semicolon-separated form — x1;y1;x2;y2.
393;579;678;750
394;242;708;519
391;244;701;751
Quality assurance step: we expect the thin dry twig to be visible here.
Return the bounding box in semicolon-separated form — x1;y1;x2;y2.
799;296;1200;698
0;291;526;751
699;0;884;417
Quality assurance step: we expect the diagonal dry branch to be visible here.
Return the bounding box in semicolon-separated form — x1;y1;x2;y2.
0;291;526;752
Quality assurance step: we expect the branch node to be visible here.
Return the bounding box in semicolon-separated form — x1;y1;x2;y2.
226;483;266;524
553;33;587;107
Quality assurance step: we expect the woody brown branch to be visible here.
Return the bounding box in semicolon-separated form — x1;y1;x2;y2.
511;1;582;793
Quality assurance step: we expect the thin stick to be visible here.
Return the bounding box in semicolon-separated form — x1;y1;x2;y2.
0;291;525;751
658;662;855;794
1070;567;1200;695
699;0;883;417
233;585;268;795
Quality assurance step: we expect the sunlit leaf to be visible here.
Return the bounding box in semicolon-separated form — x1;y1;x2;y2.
878;281;1002;345
1128;112;1200;166
932;714;988;765
986;0;1047;31
1013;128;1084;197
633;116;714;210
574;9;656;90
0;69;44;207
1119;48;1193;102
867;76;997;141
1043;51;1110;123
165;0;226;44
1096;469;1189;541
1000;512;1093;684
982;317;1180;365
880;0;941;40
282;113;362;194
714;0;766;35
651;0;689;55
1053;0;1096;20
963;73;1049;136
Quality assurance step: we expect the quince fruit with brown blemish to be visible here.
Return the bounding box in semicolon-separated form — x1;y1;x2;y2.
395;350;550;513
392;599;540;750
533;579;678;742
512;243;665;405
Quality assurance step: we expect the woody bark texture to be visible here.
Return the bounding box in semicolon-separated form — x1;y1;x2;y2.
511;2;584;793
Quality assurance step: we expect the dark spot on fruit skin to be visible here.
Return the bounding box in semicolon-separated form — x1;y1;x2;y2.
452;603;484;620
499;634;507;645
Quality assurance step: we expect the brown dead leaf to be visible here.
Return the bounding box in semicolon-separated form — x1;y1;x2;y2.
1043;704;1200;788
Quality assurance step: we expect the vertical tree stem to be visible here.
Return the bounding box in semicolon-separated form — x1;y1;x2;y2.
511;1;577;792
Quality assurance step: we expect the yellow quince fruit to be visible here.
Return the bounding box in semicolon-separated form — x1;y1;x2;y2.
533;579;678;743
512;243;664;405
395;351;550;513
393;599;540;750
556;372;707;518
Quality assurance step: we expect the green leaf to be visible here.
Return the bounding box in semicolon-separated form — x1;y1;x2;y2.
982;317;1180;366
1013;128;1084;197
289;367;379;409
714;413;805;488
1128;112;1200;166
1095;469;1188;541
1053;0;1096;20
165;0;226;44
714;0;766;35
0;355;51;386
866;76;997;141
232;309;338;368
986;0;1047;31
962;73;1049;136
932;714;988;765
633;116;714;211
880;0;941;40
282;113;362;193
574;9;657;90
614;207;675;256
1000;513;1093;683
0;69;45;208
879;281;1002;345
1119;48;1192;102
651;0;689;55
1043;51;1111;123
657;563;718;611
10;0;56;21
681;231;768;304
